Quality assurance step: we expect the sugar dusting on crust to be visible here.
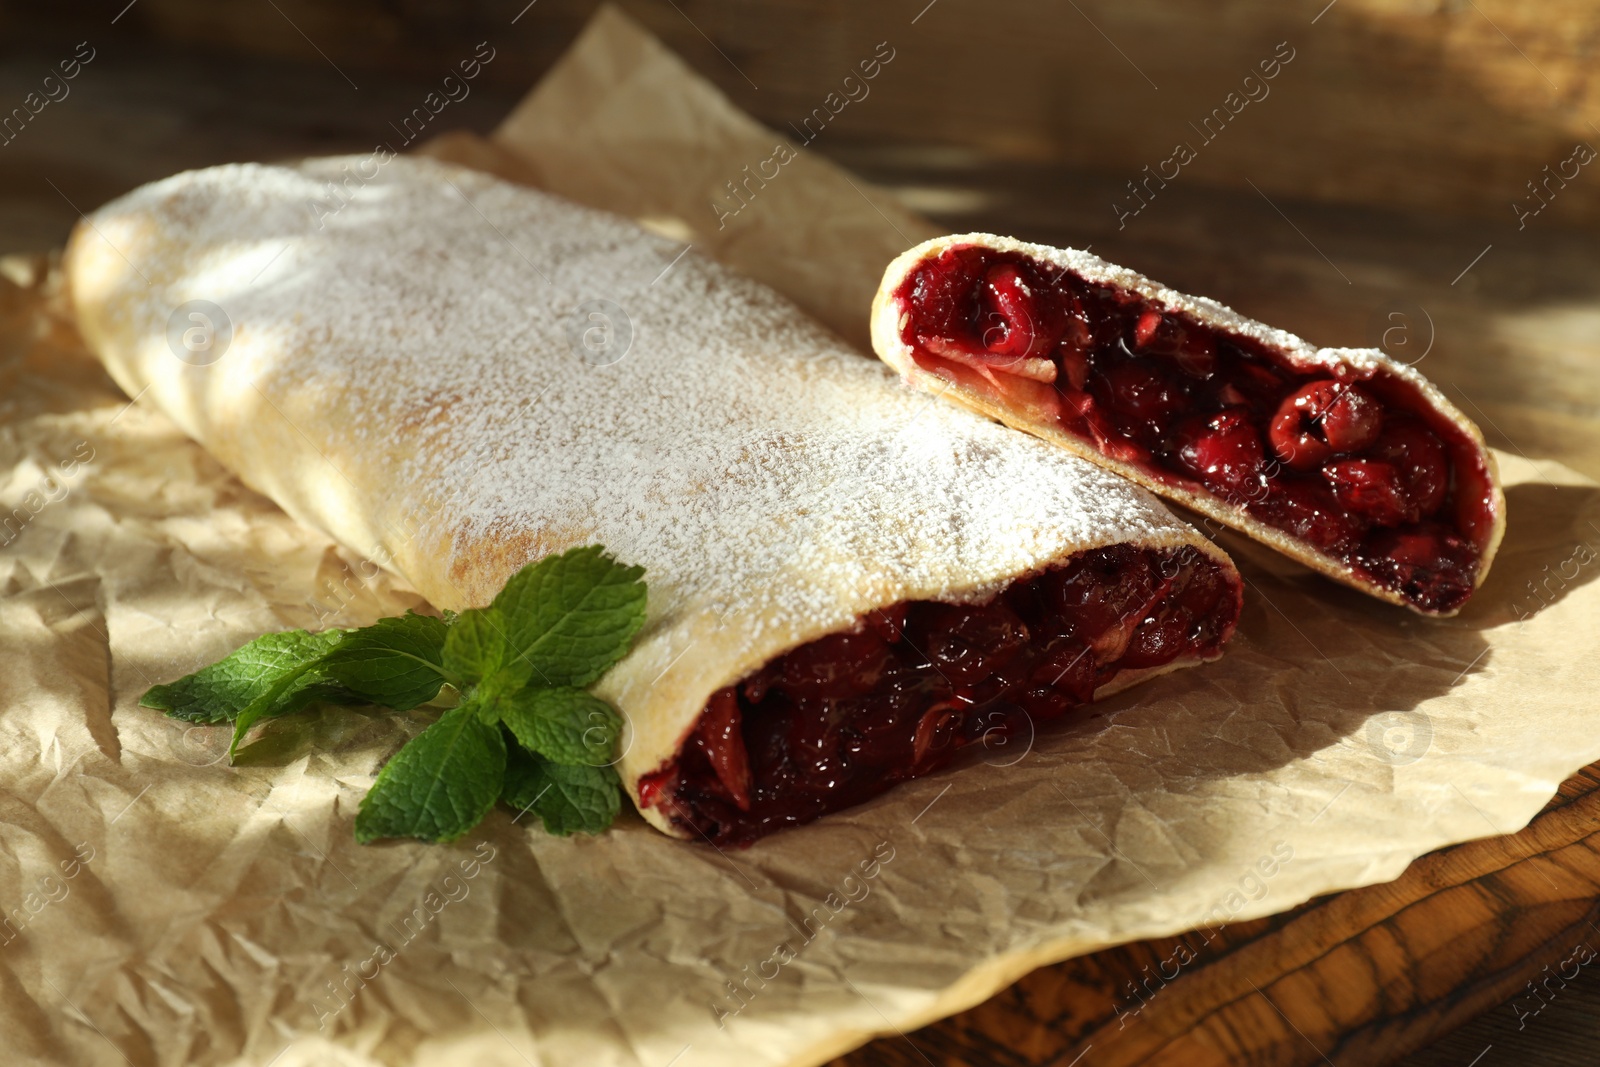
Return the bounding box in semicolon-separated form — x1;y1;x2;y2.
80;158;1211;682
77;160;1246;834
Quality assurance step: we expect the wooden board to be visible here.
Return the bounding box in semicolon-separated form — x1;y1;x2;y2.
833;767;1600;1067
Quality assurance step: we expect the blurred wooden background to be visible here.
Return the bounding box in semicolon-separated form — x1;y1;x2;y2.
5;0;1599;228
1;2;1596;1065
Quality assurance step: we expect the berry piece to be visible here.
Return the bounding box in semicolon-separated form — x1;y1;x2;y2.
695;688;752;811
911;701;964;769
778;628;892;699
1059;387;1146;465
1249;482;1362;554
917;600;1031;685
1093;356;1187;445
980;264;1044;358
1268;380;1382;468
1133;308;1216;377
1369;419;1448;521
1174;409;1265;498
1322;458;1407;526
1363;524;1477;612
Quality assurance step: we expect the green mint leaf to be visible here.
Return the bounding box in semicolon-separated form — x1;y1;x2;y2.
501;742;621;836
354;698;507;844
441;607;532;692
323;612;453;711
491;545;647;688
497;687;621;767
142;628;354;725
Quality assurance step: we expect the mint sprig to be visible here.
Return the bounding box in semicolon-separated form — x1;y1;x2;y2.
354;697;506;844
502;743;623;837
141;545;647;844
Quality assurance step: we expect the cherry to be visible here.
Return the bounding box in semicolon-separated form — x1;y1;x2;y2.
1362;524;1477;611
916;600;1031;685
981;264;1060;359
1322;458;1407;527
1250;482;1362;554
1030;635;1096;703
1059;387;1146;464
1268;380;1382;469
695;688;753;811
1133;308;1216;378
1174;409;1265;499
1092;355;1186;445
1369;419;1448;521
778;628;892;699
1058;336;1090;391
785;701;846;784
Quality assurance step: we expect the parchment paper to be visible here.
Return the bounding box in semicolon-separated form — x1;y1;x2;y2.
3;8;1599;1066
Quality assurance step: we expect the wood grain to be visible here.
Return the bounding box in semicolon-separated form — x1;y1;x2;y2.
834;768;1600;1067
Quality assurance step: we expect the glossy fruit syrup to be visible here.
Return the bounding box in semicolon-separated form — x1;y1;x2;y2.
640;544;1240;845
893;245;1500;614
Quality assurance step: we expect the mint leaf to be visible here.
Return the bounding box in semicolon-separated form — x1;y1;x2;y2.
143;543;647;847
323;612;452;710
441;607;532;693
502;743;621;836
492;545;646;688
498;687;621;767
142;628;355;725
354;699;507;844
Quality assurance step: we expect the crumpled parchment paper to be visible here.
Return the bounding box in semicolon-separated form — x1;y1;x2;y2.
3;7;1599;1066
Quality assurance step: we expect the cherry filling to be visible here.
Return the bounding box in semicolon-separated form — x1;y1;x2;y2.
640;545;1240;846
892;246;1499;614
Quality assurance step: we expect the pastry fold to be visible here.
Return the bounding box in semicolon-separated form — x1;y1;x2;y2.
66;159;1240;841
872;234;1506;616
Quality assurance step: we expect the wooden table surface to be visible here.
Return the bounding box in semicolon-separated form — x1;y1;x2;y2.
3;31;1597;1067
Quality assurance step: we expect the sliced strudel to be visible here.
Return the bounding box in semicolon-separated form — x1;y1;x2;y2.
872;234;1505;616
67;161;1242;844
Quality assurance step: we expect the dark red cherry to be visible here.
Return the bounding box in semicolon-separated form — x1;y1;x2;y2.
696;688;752;811
1059;387;1146;464
1250;482;1361;554
1030;635;1096;703
1269;380;1382;468
1174;409;1265;498
1133;308;1216;377
1093;357;1186;442
980;264;1043;358
1363;524;1477;610
1369;419;1448;521
917;600;1031;685
1322;458;1407;526
778;628;892;699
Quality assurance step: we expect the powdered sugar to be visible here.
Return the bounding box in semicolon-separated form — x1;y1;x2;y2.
80;156;1203;679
